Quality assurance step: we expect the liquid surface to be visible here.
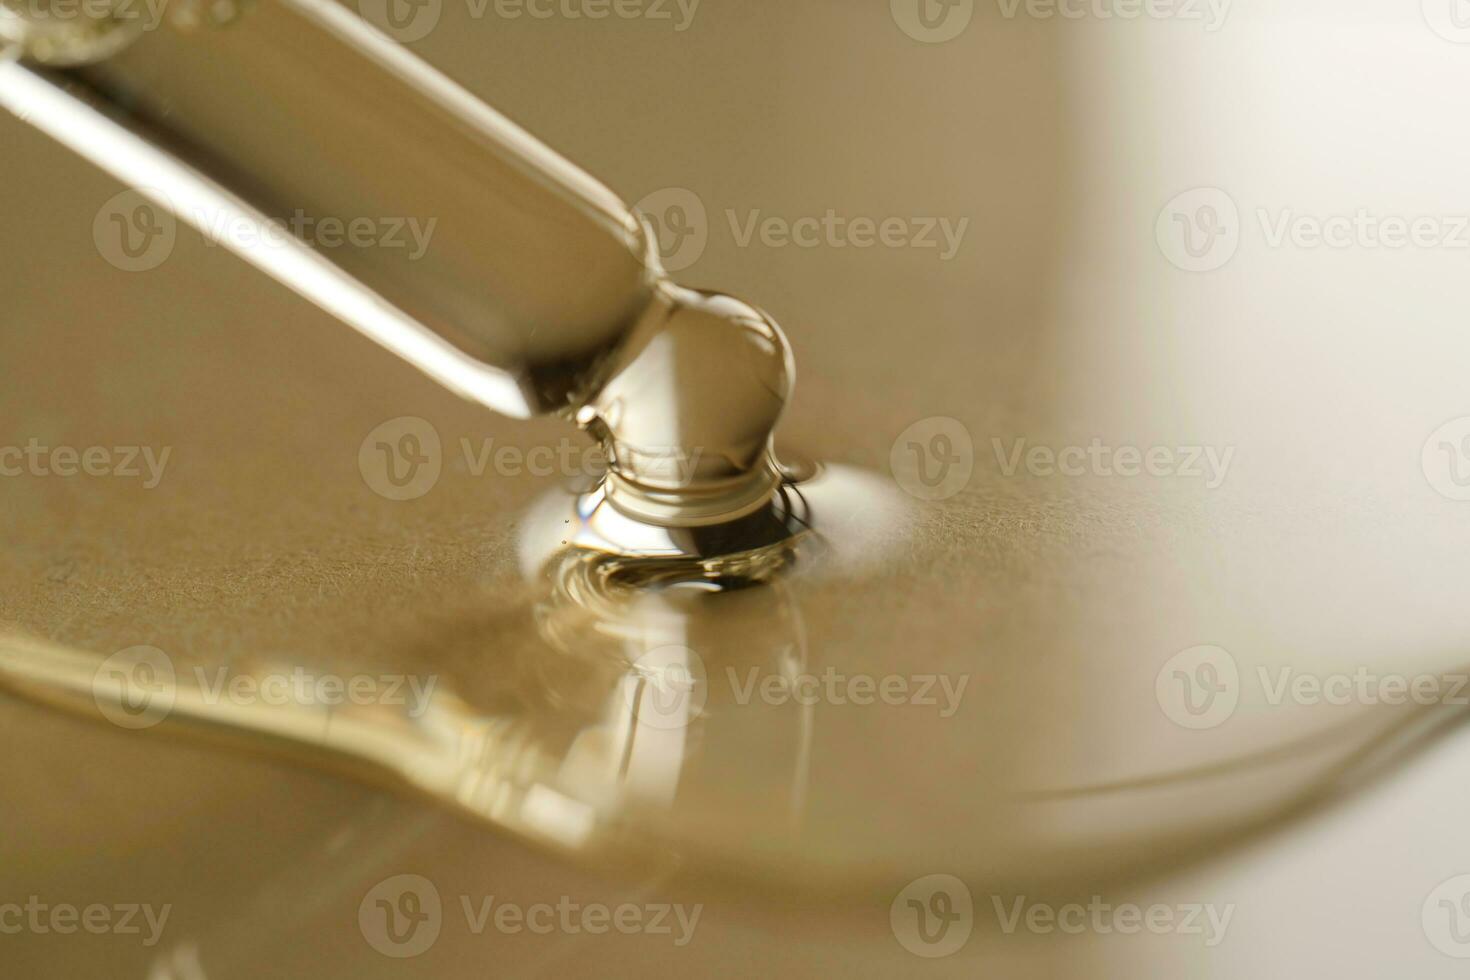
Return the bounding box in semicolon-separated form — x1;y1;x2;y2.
5;3;1470;977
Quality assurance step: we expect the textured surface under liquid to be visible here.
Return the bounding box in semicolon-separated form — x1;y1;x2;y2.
5;2;1470;977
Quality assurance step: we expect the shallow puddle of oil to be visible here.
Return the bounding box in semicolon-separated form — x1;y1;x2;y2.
2;441;1468;899
3;0;1470;933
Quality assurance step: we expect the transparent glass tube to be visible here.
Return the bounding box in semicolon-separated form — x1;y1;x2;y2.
0;0;658;418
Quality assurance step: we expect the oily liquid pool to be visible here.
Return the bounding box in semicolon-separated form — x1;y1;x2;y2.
0;447;1463;899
